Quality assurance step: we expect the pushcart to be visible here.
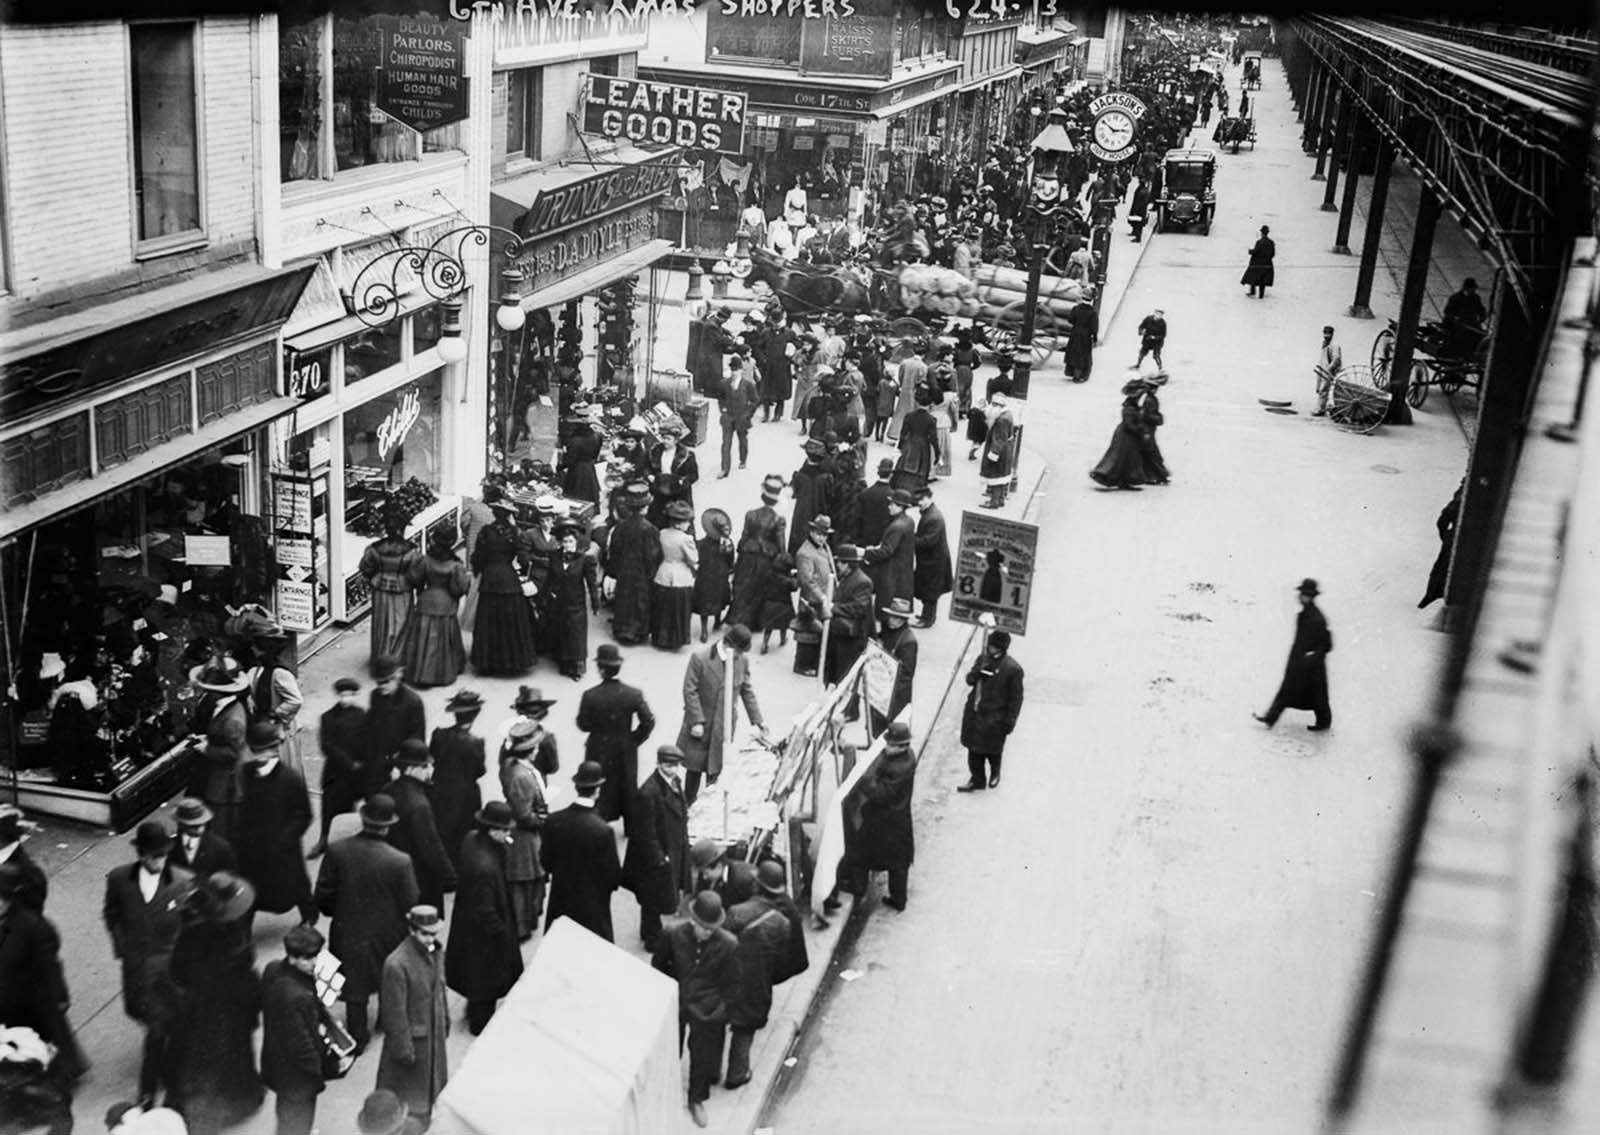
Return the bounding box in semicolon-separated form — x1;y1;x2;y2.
1325;364;1390;434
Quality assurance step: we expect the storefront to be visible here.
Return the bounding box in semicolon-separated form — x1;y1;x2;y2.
1017;25;1076;97
273;238;470;635
0;264;314;828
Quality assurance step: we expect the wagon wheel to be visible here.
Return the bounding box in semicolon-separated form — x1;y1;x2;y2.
1328;379;1387;435
993;301;1056;364
1406;361;1430;407
887;316;930;343
1369;326;1395;387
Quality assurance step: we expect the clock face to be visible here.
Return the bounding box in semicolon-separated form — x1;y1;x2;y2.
1094;109;1136;152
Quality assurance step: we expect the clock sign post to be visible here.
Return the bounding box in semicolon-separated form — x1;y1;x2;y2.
1087;91;1148;163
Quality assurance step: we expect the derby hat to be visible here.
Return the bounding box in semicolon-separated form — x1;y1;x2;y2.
190;661;248;694
655;744;685;766
133;820;174;856
356;1091;411;1135
722;624;753;651
394;739;432;768
173;797;213;828
195;871;255;923
572;760;607;788
882;721;913;749
834;543;864;563
689;890;726;930
359;794;399;827
475;800;516;830
808;514;834;536
889;488;916;508
876;457;896;478
881;597;916;620
445;689;483;713
595;643;623;666
246;721;281;752
756;859;787;895
665;499;694;522
690;838;725;871
371;655;403;681
512;685;556;711
1297;578;1321;597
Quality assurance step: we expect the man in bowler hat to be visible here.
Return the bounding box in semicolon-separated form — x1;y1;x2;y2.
576;643;656;828
624;745;692;951
540;760;623;941
237;721;317;926
446;802;524;1035
386;739;457;915
169;796;236;875
1255;579;1334;731
957;629;1025;792
652;891;741;1128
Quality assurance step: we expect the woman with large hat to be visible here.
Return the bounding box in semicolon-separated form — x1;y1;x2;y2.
542;520;601;681
1088;374;1154;492
184;660;251;844
358;506;421;672
429;689;487;868
691;508;735;644
558;408;603;506
645;421;699;531
605;483;661;647
651;500;700;651
893;386;942;492
729;476;789;630
497;721;549;941
396;531;471;687
469;499;537;676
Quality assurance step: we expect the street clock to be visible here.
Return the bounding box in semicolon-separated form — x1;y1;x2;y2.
1088;91;1148;163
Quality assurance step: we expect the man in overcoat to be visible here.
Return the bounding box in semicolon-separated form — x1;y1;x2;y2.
723;861;807;1090
539;761;621;940
652;891;742;1129
825;546;876;687
377;906;449;1127
446;802;524;1035
623;746;692;951
103;820;195;1108
385;740;457;916
314;795;419;1053
845;722;917;910
369;657;426;773
873;599;919;738
1255;578;1334;731
577;644;657;827
853;458;896;547
427;689;486;872
911;484;952;626
958;630;1026;792
170;796;237;876
861;490;916;614
310;676;372;857
787;440;835;556
676;625;769;804
718;356;762;477
260;923;328;1135
605;495;661;645
237;721;317;925
1063;291;1100;383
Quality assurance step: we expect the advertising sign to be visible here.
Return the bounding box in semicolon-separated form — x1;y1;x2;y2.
799;0;894;80
514;204;658;295
949;512;1039;636
275;581;315;631
375;17;470;133
1089;91;1147;164
515;154;680;241
184;535;231;567
271;472;317;632
706;7;803;66
581;75;747;154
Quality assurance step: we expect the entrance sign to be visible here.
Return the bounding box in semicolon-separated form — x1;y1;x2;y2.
376;17;470;133
581;75;746;154
950;512;1039;636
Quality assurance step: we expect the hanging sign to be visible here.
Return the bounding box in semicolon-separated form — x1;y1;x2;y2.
581;75;747;155
950;511;1039;636
375;17;470;133
271;472;317;633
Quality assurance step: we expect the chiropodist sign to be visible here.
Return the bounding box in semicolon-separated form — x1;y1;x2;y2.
581;74;747;154
376;17;469;132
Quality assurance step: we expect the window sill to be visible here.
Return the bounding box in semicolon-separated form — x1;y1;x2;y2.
280;151;470;206
134;233;210;262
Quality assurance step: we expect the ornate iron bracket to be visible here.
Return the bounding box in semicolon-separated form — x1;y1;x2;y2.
347;224;527;328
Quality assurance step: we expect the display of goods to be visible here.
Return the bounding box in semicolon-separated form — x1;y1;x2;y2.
688;741;782;846
348;478;438;536
972;264;1086;309
897;264;980;318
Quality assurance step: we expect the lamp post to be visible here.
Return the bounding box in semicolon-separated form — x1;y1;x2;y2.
1010;108;1077;401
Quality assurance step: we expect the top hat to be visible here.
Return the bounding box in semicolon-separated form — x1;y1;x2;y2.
876;458;896;478
572;760;607;789
246;721;281;752
808;514;833;536
665;499;695;522
756;859;787;895
882;721;913;749
475;800;516;830
356;1091;411;1135
654;744;685;767
1297;578;1320;597
446;689;484;713
360;794;399;827
880;597;915;620
595;643;623;666
371;655;403;681
133;820;174;856
834;543;864;563
407;905;442;930
690;838;725;871
688;890;726;930
394;739;432;768
513;686;556;712
190;661;249;694
889;488;916;508
194;871;255;923
334;677;362;694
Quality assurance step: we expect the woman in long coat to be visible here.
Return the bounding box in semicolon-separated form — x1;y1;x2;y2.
645;424;699;529
470;502;536;676
980;395;1018;508
445;812;524;1031
498;729;548;940
1063;293;1100;383
1242;224;1276;297
429;691;487;869
397;533;471;687
791;332;822;434
186;662;250;844
652;500;700;650
1089;379;1153;491
605;492;660;646
169;874;264;1135
729;479;789;630
543;523;602;681
761;320;796;418
559;418;603;505
359;515;419;669
1256;580;1333;729
1136;375;1171;485
894;390;942;490
692;508;735;643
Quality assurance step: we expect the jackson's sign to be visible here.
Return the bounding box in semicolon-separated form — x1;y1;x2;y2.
581;75;746;154
515;154;680;241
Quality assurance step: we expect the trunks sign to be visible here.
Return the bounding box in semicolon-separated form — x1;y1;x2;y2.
516;154;679;241
950;512;1039;636
581;74;747;154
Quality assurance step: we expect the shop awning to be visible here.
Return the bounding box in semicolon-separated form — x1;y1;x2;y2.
0;394;304;544
871;81;964;120
961;65;1024;93
517;239;675;313
1016;26;1073;69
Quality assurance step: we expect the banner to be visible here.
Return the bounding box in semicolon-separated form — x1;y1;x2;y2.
581;74;746;154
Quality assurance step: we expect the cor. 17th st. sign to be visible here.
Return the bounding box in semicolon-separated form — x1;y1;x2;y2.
582;74;747;155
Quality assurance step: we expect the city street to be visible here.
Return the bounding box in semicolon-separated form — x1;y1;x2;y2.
765;59;1473;1135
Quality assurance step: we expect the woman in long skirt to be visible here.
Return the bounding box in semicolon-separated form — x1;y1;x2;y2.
894;389;941;490
728;478;789;629
1089;378;1153;491
1136;373;1171;485
358;513;419;671
470;502;536;676
498;728;548;941
397;532;471;686
758;552;798;654
651;500;699;650
544;523;601;681
692;508;735;643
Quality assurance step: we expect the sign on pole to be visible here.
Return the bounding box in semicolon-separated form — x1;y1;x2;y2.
949;511;1039;636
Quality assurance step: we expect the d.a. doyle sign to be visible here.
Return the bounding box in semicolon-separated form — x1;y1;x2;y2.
515;205;658;291
515;154;679;241
582;75;746;154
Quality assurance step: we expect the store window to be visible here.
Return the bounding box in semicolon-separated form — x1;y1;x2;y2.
505;68;542;162
343;370;443;537
413;303;444;353
590;55;619;77
279;12;467;183
130;22;203;246
343;325;405;385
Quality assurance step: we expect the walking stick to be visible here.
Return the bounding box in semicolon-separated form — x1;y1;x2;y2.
816;547;837;695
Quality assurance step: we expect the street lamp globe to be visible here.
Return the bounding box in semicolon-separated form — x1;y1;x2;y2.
496;302;526;333
437;334;469;364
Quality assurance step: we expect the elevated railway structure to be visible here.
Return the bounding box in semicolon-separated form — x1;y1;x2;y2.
1273;18;1600;1135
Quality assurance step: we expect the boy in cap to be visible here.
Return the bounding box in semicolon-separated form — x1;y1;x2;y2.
311;677;371;858
377;906;450;1127
260;923;329;1135
652;891;741;1128
623;745;692;951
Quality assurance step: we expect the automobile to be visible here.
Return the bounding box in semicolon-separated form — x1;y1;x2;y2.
1154;148;1217;235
